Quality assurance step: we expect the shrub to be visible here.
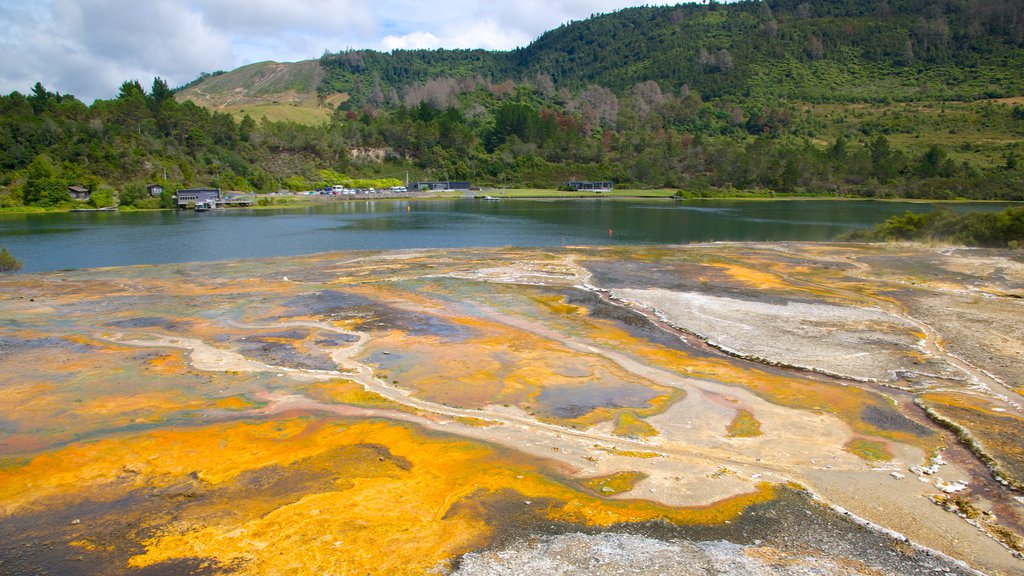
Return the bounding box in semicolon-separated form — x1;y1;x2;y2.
0;247;22;272
847;206;1024;247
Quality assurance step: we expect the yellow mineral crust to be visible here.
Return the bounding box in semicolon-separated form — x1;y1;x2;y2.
0;417;778;574
709;262;804;293
304;378;407;409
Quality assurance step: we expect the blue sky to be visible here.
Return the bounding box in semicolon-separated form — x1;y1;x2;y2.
0;0;678;102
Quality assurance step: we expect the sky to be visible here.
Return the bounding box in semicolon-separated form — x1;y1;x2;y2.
0;0;678;102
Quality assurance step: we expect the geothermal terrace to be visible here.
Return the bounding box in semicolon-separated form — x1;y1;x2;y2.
0;243;1022;575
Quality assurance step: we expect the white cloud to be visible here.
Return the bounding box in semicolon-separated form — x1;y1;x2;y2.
381;31;442;51
381;20;529;52
0;0;235;101
372;0;672;52
54;0;233;76
200;0;375;35
0;0;676;102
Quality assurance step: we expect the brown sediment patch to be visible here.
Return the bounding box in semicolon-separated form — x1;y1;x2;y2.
934;494;1024;555
918;391;1024;490
597;447;662;459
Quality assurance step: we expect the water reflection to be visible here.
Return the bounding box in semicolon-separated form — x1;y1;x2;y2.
0;199;1013;272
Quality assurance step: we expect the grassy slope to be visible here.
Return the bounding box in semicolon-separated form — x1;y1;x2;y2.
176;60;345;124
800;100;1024;169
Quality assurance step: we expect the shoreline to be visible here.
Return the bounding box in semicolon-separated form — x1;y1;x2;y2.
1;193;1020;215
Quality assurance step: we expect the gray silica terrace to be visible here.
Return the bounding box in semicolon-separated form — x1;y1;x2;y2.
0;198;1013;272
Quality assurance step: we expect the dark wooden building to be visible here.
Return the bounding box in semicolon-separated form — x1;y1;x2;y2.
67;185;91;201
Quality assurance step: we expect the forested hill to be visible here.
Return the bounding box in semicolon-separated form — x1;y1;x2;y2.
321;0;1024;106
2;0;1024;210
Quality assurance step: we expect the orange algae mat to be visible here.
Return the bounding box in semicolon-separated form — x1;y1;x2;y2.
0;417;773;574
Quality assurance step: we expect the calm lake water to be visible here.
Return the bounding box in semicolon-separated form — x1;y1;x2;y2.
0;198;1013;273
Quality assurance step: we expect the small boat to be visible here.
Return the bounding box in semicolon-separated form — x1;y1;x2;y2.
194;200;224;212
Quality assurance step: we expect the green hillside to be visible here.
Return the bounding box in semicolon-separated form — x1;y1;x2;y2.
196;1;1024;113
1;0;1023;210
321;0;1024;105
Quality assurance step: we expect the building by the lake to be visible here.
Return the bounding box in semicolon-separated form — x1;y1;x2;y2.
565;181;613;192
174;188;220;209
67;185;91;201
409;181;471;191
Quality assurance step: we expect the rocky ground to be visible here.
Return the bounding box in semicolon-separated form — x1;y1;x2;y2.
0;243;1021;575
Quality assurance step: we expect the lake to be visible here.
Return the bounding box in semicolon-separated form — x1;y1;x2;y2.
0;198;1013;272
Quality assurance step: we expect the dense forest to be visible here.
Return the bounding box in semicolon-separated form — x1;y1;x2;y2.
323;0;1024;103
2;0;1024;209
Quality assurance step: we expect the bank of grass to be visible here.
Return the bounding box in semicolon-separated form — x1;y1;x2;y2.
222;103;334;125
469;188;680;199
0;205;54;214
